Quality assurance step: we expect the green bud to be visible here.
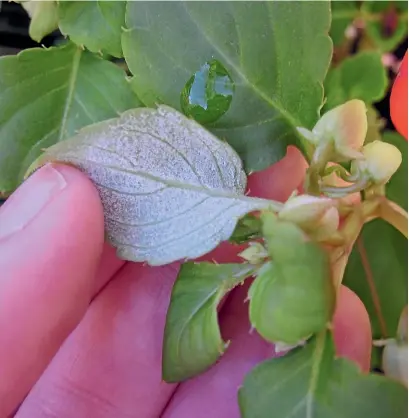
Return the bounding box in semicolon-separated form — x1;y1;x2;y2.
312;99;368;161
21;1;58;43
312;206;340;241
278;195;335;228
238;242;268;264
351;140;402;185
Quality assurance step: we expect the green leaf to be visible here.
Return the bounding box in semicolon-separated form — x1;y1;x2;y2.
344;132;408;340
122;1;332;172
324;51;388;111
249;212;334;344
229;213;262;245
58;0;126;58
239;331;407;418
163;262;255;382
330;0;358;46
0;42;140;196
21;1;59;43
29;105;276;266
362;1;408;53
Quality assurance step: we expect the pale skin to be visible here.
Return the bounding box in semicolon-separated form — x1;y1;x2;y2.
0;147;372;418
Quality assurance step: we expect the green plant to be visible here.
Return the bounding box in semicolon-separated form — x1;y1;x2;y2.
1;1;408;417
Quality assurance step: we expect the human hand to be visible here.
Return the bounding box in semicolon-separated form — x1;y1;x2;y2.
0;148;371;418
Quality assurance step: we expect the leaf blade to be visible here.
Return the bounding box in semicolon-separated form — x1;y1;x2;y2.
122;1;332;172
30;105;273;265
58;0;126;57
163;262;255;382
239;332;408;418
0;42;140;195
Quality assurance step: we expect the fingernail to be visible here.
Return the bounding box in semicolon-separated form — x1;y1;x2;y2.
0;164;67;241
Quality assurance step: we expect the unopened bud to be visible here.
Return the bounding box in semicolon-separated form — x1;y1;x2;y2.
238;242;268;264
312;99;368;161
351;140;402;184
383;340;408;387
279;195;335;228
312;206;340;240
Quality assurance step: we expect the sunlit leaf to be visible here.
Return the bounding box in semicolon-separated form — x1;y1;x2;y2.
239;332;407;418
0;42;140;196
58;0;126;57
122;1;332;172
29;106;274;265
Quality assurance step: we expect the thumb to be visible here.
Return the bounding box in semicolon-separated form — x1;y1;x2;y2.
0;164;105;417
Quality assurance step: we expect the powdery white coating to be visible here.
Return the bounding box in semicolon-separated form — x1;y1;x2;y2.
40;106;270;265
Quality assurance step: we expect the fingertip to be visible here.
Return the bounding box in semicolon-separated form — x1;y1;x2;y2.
333;286;372;372
0;163;105;416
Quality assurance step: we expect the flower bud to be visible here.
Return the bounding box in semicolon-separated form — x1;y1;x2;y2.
351;140;402;184
279;195;335;228
312;206;340;240
312;99;368;161
382;341;408;387
238;242;268;264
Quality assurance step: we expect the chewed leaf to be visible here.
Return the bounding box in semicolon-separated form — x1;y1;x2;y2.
29;105;272;265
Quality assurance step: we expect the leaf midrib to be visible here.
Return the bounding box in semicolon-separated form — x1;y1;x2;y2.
58;47;82;142
58;152;279;210
181;3;297;127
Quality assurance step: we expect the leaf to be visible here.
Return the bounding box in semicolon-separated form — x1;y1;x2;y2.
122;1;332;172
163;262;255;382
324;51;388;111
0;42;140;196
29;105;275;266
229;213;262;245
21;1;59;43
330;0;358;46
362;1;408;53
239;331;408;418
343;132;408;341
58;0;126;58
248;212;334;344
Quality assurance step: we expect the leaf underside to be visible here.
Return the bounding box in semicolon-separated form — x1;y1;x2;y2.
31;105;271;265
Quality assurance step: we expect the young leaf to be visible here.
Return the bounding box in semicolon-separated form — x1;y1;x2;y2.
239;331;408;418
324;52;388;111
0;42;140;196
249;212;335;344
344;132;408;343
122;1;332;172
29;105;275;266
20;0;59;43
58;0;126;58
330;0;358;46
163;262;255;382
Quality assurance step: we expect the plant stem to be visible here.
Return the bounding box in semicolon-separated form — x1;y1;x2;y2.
380;199;408;238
